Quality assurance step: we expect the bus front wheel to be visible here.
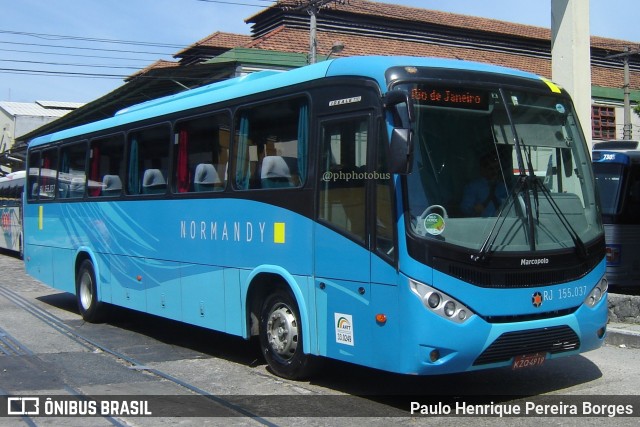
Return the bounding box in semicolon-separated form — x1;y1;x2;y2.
76;259;105;323
259;289;316;380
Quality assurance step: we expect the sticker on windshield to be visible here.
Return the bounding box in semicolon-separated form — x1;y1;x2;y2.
556;104;566;114
424;213;445;235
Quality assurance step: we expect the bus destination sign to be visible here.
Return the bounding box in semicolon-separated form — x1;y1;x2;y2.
411;87;489;110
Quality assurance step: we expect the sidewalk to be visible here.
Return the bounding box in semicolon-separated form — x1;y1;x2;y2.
606;293;640;349
607;322;640;348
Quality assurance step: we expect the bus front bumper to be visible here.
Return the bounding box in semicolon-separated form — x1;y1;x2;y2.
402;297;608;376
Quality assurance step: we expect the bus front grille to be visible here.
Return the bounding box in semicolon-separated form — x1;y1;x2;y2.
448;263;588;287
473;325;580;366
438;256;601;288
480;306;579;323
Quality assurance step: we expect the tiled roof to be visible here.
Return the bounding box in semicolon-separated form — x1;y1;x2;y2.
175;32;252;57
119;1;640;92
263;0;634;49
127;60;179;80
327;0;551;40
243;25;640;90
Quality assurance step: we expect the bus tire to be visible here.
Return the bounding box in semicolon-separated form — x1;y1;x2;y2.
76;259;105;323
259;288;316;380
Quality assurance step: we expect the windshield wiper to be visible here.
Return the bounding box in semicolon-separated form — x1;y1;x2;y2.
473;89;533;262
521;141;540;223
499;88;537;251
474;175;525;262
519;138;587;259
532;177;589;259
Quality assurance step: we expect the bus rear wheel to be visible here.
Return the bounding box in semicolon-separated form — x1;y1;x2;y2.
76;259;105;323
259;289;316;380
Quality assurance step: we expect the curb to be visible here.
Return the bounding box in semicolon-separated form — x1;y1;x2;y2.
606;323;640;349
606;293;640;349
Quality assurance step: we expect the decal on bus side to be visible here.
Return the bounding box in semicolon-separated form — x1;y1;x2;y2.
179;220;286;244
335;313;354;346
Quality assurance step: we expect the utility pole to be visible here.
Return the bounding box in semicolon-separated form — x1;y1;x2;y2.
286;1;348;64
606;47;639;140
551;0;592;149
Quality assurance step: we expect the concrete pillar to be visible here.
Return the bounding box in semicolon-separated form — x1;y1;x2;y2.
551;0;592;149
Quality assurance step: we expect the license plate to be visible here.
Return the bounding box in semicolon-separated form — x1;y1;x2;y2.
512;352;546;369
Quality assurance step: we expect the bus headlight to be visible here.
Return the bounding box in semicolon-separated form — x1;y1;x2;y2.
584;276;608;308
427;292;441;309
444;301;456;317
409;279;474;324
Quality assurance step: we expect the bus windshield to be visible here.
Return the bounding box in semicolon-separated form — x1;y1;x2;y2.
592;153;640;224
592;162;625;216
403;83;602;254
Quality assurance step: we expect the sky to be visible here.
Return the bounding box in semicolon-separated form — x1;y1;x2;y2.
2;0;638;104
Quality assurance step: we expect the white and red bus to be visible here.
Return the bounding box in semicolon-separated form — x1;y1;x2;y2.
0;170;25;256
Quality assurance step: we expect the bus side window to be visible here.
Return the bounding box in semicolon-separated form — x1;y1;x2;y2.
318;116;369;243
88;134;125;198
127;125;170;195
233;98;307;190
27;152;40;201
375;122;395;259
173;112;230;193
59;141;87;199
622;171;640;221
39;148;59;200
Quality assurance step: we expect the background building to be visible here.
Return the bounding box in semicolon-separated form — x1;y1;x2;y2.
10;0;640;170
0;101;83;174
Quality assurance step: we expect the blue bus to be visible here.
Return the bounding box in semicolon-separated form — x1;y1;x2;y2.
0;170;25;256
24;56;607;379
592;140;640;288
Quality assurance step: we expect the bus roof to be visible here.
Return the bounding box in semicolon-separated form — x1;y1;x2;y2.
592;140;640;165
0;170;25;191
0;170;26;181
29;56;543;148
592;140;640;151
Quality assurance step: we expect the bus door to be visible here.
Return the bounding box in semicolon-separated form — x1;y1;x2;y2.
314;112;397;365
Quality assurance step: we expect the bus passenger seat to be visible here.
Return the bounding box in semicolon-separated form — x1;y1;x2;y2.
142;169;167;194
58;182;69;198
69;177;86;198
261;156;297;188
102;175;122;196
194;163;222;192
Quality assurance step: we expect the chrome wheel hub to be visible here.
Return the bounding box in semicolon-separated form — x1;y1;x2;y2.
266;305;298;359
79;272;93;310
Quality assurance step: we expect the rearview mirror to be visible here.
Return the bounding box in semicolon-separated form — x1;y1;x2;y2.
384;90;414;175
388;128;413;175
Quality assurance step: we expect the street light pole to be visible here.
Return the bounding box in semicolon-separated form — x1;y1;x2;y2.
623;48;632;140
309;5;318;64
289;1;348;64
606;46;638;140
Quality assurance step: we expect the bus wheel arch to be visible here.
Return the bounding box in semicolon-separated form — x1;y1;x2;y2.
75;253;105;323
246;272;317;380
